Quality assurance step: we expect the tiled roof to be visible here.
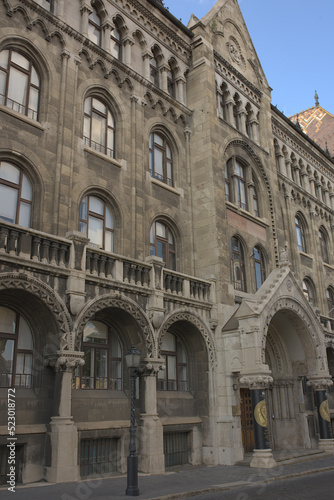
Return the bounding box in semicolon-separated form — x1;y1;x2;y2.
290;105;334;156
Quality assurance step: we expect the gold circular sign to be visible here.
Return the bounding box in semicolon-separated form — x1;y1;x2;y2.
254;400;268;428
320;400;330;423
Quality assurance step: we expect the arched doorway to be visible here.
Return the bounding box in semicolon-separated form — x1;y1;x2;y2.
265;309;320;451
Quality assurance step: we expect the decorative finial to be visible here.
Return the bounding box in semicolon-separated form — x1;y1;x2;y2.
314;90;319;106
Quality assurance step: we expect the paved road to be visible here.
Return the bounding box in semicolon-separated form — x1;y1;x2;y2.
193;470;334;500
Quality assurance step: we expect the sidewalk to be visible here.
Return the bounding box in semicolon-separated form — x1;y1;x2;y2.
1;453;334;500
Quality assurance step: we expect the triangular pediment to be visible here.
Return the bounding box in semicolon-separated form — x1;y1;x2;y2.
195;0;269;90
222;263;321;333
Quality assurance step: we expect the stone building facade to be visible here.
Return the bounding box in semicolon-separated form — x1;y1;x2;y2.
0;0;333;484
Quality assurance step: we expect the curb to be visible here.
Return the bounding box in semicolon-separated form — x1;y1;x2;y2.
144;465;334;500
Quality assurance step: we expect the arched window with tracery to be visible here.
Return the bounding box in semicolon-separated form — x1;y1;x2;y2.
231;236;246;292
0;161;32;227
79;194;114;252
74;320;122;390
0;49;40;120
157;332;187;391
302;279;315;306
295;214;306;252
149;131;173;186
150;51;159;87
319;227;329;264
150;220;176;270
83;96;115;158
326;288;334;318
88;6;102;46
110;23;122;60
0;306;33;388
254;246;266;290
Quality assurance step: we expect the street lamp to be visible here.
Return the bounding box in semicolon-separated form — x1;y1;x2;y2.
125;344;141;496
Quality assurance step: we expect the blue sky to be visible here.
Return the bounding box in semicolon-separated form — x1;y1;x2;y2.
164;0;334;117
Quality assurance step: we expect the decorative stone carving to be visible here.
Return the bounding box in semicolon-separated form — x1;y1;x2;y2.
158;309;217;367
74;292;156;357
307;377;333;391
239;374;273;389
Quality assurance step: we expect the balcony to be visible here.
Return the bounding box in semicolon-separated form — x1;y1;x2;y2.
0;222;214;310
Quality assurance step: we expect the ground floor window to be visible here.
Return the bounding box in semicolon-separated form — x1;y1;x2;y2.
80;437;118;477
163;432;189;467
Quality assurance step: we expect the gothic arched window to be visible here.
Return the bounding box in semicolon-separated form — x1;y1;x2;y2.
79;195;114;252
74;321;122;390
0;306;33;388
84;96;115;158
157;332;187;391
150;220;176;270
0;161;32;227
231;236;246;292
0;49;40;120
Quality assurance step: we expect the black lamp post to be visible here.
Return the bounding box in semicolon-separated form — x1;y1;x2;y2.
125;344;141;496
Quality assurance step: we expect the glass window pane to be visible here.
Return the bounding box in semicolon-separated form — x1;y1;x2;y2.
0;50;9;69
91;113;106;147
150;225;155;244
80;197;88;221
255;261;262;290
0;70;6;98
105;206;113;229
156;222;166;238
29;87;39;113
17;316;33;349
84;97;91;115
0;339;15;379
154;133;163;146
83;321;108;343
0;184;18;223
11;51;30;70
157;240;166;261
0;162;20;183
105;230;113;253
162;332;176;351
18;202;31;227
79;221;87;235
110;331;121;357
7;67;29;106
82;347;94;388
92;98;106;115
96;349;108;377
89;196;104;216
21;173;32;200
167;355;176;380
88;215;104;247
84;116;90;140
154;148;163;176
31;66;39;86
0;307;16;334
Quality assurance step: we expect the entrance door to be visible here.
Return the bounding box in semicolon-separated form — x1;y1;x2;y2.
240;388;254;453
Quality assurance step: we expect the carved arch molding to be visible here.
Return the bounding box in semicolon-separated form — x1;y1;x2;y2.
0;272;72;342
158;309;217;368
262;297;325;371
74;293;156;357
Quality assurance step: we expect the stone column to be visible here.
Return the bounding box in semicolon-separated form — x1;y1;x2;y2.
239;374;277;468
123;37;134;66
45;346;84;483
137;360;165;473
143;52;151;80
102;20;113;53
237;109;247;135
80;2;92;38
160;65;168;93
308;378;334;453
176;77;186;105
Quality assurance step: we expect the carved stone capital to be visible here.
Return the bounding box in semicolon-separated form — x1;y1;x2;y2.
240;374;273;389
307;377;333;391
45;350;85;373
139;358;165;376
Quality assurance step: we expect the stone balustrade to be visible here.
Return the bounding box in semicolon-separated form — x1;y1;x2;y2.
0;221;70;268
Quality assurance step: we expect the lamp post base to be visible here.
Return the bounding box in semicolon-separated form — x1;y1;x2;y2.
126;455;139;496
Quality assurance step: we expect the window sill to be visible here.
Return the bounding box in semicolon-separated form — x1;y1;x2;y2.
323;262;334;271
0;104;45;131
151;177;181;195
299;251;313;261
84;146;122;167
225;201;269;227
